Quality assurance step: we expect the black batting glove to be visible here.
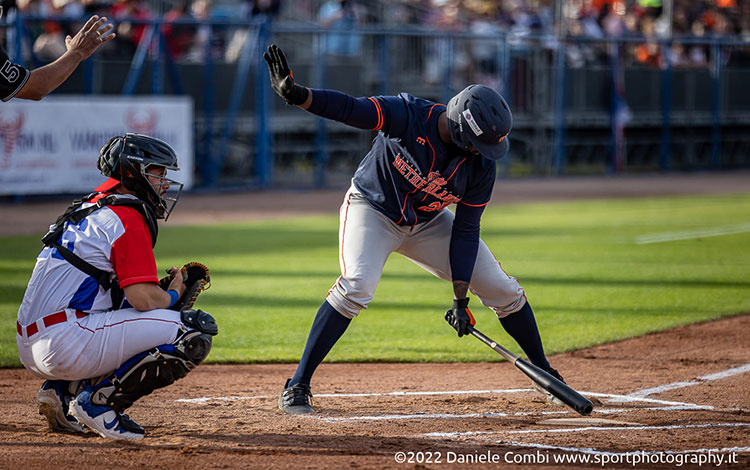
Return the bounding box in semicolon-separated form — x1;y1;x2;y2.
263;44;309;106
445;297;476;337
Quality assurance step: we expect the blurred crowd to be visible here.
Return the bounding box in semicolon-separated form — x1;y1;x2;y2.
3;0;749;68
385;0;750;68
2;0;283;62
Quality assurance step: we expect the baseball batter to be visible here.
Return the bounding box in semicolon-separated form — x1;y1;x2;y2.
264;44;565;414
16;134;218;439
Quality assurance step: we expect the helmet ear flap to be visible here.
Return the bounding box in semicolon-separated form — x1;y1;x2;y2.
98;135;125;178
446;98;471;151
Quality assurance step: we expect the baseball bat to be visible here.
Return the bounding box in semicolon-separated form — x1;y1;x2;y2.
451;318;593;416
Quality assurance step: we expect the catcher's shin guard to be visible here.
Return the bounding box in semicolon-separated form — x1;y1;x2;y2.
91;311;218;412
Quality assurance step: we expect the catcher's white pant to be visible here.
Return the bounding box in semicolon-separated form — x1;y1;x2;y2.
17;307;183;381
326;185;527;319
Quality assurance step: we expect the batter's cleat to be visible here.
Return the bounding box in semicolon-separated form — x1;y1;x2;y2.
532;367;566;406
37;380;85;434
69;386;144;439
278;378;315;415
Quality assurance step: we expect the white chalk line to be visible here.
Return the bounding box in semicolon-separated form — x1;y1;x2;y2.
625;363;750;399
495;441;750;457
175;367;749;455
635;223;750;244
176;395;267;404
310;402;742;423
177;362;750;427
421;422;750;438
177;389;711;409
175;388;536;404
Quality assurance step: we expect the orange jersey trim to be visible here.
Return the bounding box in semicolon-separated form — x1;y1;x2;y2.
425;136;436;173
425;103;441;123
396;192;410;225
460;200;489;207
446;157;466;182
369;97;383;131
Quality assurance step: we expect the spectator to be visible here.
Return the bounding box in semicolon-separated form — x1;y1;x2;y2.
183;0;214;63
162;1;194;60
33;0;86;61
224;0;282;63
466;4;503;89
633;16;663;67
424;0;468;85
111;0;152;57
249;0;282;17
318;0;364;57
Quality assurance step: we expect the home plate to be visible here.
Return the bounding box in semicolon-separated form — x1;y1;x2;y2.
537;417;642;426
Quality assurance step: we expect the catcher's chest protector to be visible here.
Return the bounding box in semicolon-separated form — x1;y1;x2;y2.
42;192;158;307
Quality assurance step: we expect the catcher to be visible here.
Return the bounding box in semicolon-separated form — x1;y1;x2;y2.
15;133;215;439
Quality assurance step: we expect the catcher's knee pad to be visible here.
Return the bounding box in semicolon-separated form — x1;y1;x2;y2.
181;308;219;336
91;327;216;412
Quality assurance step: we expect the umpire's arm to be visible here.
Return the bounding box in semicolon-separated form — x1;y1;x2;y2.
15;15;114;101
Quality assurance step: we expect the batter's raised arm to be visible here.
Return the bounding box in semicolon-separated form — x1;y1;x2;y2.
264;44;396;132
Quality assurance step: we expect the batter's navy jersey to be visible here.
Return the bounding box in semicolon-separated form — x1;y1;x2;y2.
352;93;496;226
0;46;29;102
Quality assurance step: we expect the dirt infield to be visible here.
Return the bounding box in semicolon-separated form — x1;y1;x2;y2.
1;315;748;469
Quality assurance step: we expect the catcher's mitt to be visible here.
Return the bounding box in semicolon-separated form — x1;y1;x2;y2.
159;262;211;311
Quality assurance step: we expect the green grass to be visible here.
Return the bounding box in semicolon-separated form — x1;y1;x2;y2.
2;193;749;367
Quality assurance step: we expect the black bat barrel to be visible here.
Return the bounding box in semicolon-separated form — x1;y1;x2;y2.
515;358;593;416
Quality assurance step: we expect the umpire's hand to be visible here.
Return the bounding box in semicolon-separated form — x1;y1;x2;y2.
263;44;309;106
445;298;476;337
66;16;115;61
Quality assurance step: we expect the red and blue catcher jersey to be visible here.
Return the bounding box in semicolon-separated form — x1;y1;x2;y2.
16;193;158;325
352;93;496;226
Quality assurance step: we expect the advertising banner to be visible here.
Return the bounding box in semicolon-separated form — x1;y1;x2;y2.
0;96;193;195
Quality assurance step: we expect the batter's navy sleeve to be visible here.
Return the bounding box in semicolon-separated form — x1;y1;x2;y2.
308;89;380;129
306;89;409;136
0;46;30;102
460;156;496;207
449;203;485;283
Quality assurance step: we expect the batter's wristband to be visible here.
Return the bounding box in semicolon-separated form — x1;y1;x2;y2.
285;84;309;106
453;298;470;309
167;289;179;308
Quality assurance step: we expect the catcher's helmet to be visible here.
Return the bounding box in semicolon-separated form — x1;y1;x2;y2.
98;133;183;220
446;84;512;161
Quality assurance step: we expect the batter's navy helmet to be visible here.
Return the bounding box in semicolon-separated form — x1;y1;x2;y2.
98;133;183;220
446;85;512;161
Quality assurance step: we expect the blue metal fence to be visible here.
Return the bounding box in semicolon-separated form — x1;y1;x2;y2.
6;15;750;188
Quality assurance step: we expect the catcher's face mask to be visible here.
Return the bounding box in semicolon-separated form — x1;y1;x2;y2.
140;163;184;221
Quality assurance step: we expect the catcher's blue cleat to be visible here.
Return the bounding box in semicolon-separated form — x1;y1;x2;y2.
37;380;85;434
69;386;144;439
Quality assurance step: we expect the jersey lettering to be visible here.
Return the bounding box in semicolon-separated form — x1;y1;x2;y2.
352;94;495;226
0;60;20;83
418;201;450;212
51;230;78;261
392;153;461;205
